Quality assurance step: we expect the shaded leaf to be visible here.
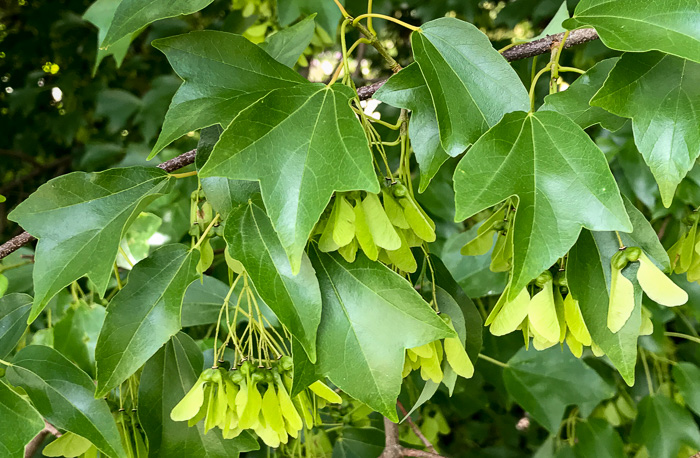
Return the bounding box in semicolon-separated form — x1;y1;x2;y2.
454;110;631;299
440;225;507;298
0;379;44;458
224;201;322;362
631;395;700;458
260;14;316;67
540;58;626;131
673;362;700;416
574;418;625;458
182;275;232;327
591;52;700;206
564;0;700;63
310;248;454;421
8;167;172;320
0;293;31;359
95;244;199;397
332;427;385;458
200;84;379;273
5;345;126;458
102;0;215;48
53;303;106;376
277;0;342;36
411;17;530;154
83;0;134;74
503;346;614;433
139;333;259;457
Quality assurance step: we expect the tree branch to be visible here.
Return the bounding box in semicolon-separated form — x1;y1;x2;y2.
0;27;601;260
358;28;599;100
380;416;447;458
397;401;437;454
24;420;61;458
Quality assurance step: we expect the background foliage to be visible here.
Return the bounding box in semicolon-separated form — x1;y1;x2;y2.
1;0;700;457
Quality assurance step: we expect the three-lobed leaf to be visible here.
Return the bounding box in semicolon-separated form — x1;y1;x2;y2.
6;345;127;458
8;167;172;321
454;110;632;299
224;201;322;362
95;244;199;397
260;14;317;68
0;380;44;458
591;52;700;207
564;0;700;64
139;333;259;457
309;248;454;421
411;17;530;155
150;30;307;157
200;83;379;273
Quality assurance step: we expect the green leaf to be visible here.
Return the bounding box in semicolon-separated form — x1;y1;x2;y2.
53;302;106;376
309;248;454;421
291;338;320;397
277;0;342;36
260;14;316;68
503;346;614;433
374;63;450;192
574;418;625;458
440;225;507;298
151;30;306;156
95;244;199;397
411;17;530;155
5;345;127;458
567;230;641;386
139;333;259;457
224;201;322;362
182;275;232;327
631;395;700;458
83;0;134;74
0;379;44;458
673;362;700;416
332;427;385;458
8;167;172;321
117;211;162;267
564;0;700;64
102;0;214;48
0;293;31;359
540;58;626;131
590;52;700;207
200;84;380;273
454;111;631;298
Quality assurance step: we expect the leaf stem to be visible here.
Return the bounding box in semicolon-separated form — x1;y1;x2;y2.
477;353;508;368
192;214;220;251
113;262;123;290
665;331;700;344
558;66;586;75
333;0;350;19
0;358;12;366
614;231;625;249
528;64;552;112
366;0;376;35
639;347;655;395
352;13;420;32
169;170;197;179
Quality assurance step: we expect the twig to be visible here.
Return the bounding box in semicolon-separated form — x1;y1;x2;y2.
397;401;437;454
24;420;61;458
0;149;197;261
1;28;601;259
380;416;447;458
